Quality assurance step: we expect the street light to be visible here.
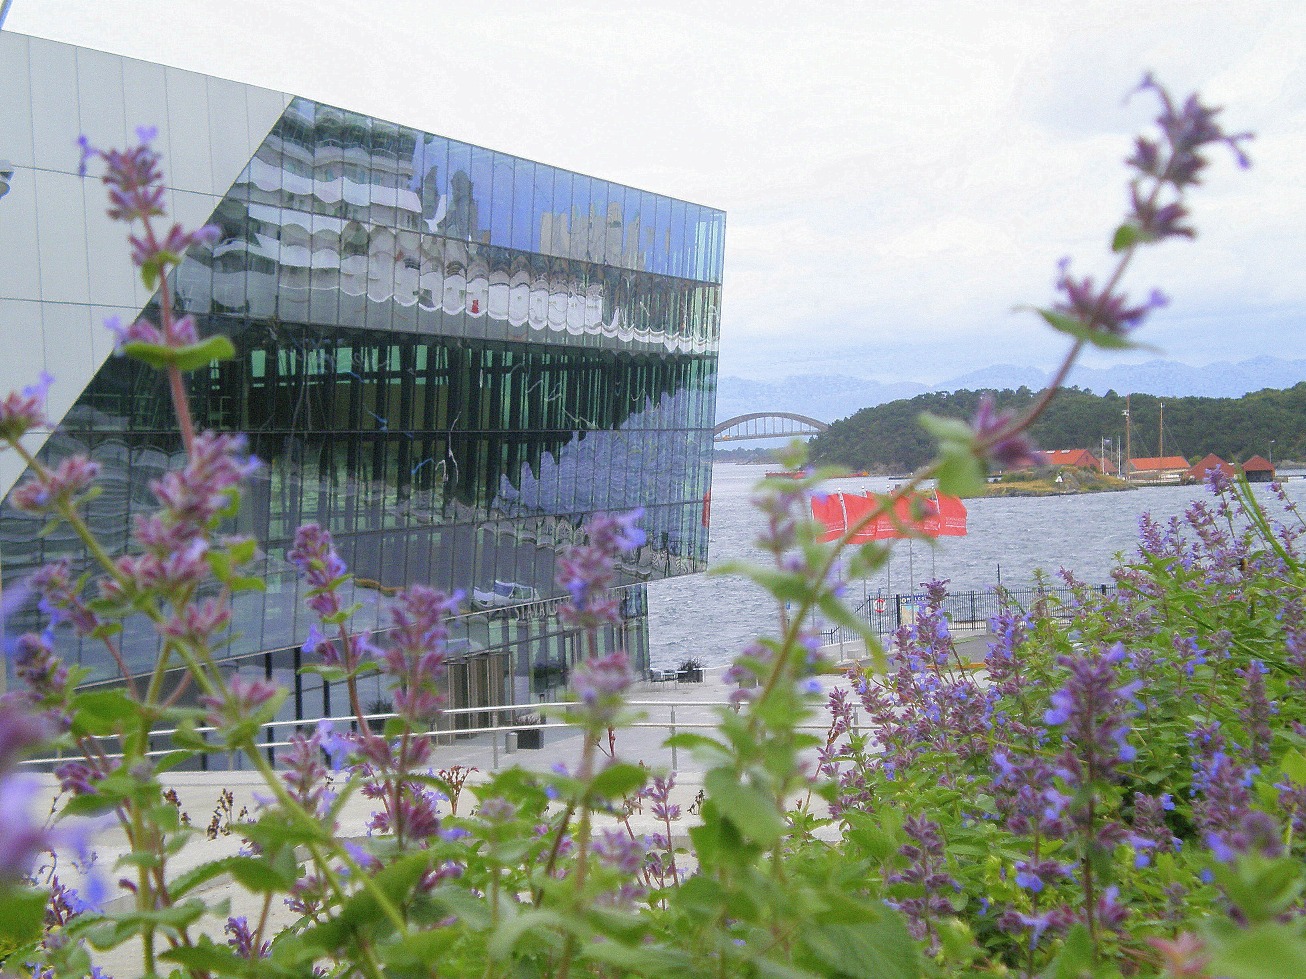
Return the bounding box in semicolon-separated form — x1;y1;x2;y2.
1270;440;1276;468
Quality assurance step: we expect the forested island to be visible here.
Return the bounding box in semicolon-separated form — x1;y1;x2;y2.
807;383;1306;473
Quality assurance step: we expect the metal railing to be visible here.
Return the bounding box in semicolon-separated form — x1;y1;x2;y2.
19;698;839;774
820;583;1114;647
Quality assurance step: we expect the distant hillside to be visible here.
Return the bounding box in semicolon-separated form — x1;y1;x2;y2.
715;356;1306;426
808;384;1306;473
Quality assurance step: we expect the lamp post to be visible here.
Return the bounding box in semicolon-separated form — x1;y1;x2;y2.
1269;440;1275;468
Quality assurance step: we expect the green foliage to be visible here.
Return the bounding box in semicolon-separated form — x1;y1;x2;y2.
810;383;1306;472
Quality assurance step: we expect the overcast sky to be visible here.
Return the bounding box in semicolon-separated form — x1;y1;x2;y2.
9;1;1304;383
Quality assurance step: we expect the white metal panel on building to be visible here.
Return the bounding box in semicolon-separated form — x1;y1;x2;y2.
0;29;290;496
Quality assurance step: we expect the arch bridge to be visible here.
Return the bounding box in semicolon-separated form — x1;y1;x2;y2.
713;412;829;442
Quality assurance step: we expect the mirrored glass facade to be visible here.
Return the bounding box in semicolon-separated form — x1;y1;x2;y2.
1;38;724;720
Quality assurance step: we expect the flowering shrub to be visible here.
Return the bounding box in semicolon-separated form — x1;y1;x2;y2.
1;74;1298;979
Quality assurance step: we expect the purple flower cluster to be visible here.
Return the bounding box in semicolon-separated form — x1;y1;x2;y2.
78;126;218;270
887;815;960;953
198;675;279;729
381;585;460;725
11;456;100;515
570;651;635;729
1044;644;1139;781
224;915;270;959
855;583;991;779
1128;74;1252;192
1051;259;1168;339
0;372;53;443
968;395;1045;470
557;510;645;630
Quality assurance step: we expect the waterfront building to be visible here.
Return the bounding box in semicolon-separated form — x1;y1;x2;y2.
1242;455;1275;483
1126;456;1189;484
0;31;724;726
1042;448;1115;474
1185;453;1235;484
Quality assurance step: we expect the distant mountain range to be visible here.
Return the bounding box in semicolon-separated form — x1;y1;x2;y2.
715;357;1306;426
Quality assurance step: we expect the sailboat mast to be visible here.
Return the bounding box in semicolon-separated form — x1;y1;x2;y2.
1159;401;1164;458
1124;395;1132;483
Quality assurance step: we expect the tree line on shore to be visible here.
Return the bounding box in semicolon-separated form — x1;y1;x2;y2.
807;382;1306;473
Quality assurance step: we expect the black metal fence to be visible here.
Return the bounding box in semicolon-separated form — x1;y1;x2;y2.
819;584;1114;647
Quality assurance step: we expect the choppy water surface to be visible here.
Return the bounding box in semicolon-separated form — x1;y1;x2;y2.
647;464;1306;668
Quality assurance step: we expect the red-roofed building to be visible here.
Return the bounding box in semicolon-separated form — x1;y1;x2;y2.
1242;455;1276;483
1128;456;1190;483
1043;449;1116;474
1186;453;1236;483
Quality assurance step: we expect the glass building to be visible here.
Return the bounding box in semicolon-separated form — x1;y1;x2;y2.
0;32;723;725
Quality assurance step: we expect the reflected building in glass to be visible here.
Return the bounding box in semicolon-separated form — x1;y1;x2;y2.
0;32;723;724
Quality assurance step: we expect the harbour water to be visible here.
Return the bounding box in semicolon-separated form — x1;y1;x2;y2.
646;464;1306;668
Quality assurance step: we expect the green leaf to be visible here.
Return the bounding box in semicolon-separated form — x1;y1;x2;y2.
581;939;695;975
590;761;649;800
160;937;247;973
1112;222;1144;252
122;335;236;372
228;847;299;893
1205;921;1306;979
936;444;987;498
487;907;568;959
1037;307;1138;350
1280;749;1306;786
705;769;786;846
1039;922;1093;979
70;688;138;736
0;885;48;946
801;914;921;979
172;335;237;371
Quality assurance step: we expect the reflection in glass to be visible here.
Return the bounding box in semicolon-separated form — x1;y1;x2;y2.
7;91;722;711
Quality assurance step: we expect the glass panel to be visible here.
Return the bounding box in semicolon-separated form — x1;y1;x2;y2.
441;140;472;239
618;186;640;270
569;174;591;261
510;159;535;252
393;229;421;331
550;169;572;257
638;190;659;272
469;145;494;244
588;179;611;265
653;195;671;275
713;211;726;282
490;152;515;247
669;199;687;278
416;134;449;234
531;163;553;254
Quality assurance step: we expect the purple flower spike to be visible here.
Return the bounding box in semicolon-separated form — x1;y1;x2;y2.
571;651;635;728
557;511;645;630
1053;260;1167;338
0;372;53;443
